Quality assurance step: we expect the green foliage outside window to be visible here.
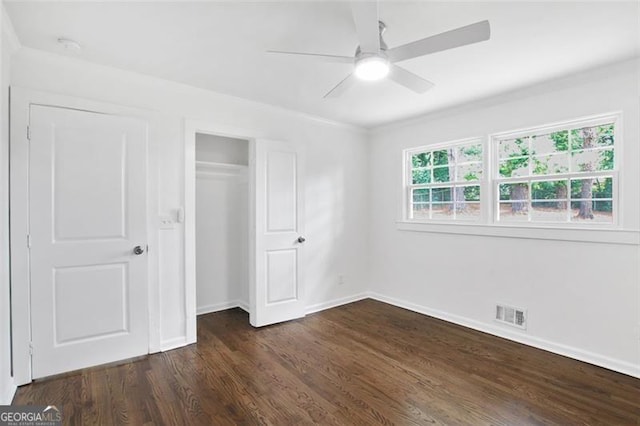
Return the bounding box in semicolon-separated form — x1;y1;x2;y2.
498;124;614;213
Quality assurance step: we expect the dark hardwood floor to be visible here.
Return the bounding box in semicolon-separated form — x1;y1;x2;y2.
13;299;640;425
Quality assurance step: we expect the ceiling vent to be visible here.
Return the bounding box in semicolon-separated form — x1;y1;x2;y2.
495;304;526;329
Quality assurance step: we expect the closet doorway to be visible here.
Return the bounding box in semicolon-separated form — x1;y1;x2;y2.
185;122;307;334
195;133;250;316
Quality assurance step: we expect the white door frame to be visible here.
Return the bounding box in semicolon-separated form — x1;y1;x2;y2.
184;120;258;335
9;87;160;385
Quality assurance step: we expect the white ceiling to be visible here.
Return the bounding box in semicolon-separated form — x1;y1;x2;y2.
5;1;639;128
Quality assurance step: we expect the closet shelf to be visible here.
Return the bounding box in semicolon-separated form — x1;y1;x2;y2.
195;161;248;171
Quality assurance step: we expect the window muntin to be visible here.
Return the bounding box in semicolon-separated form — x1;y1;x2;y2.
407;140;483;222
495;120;617;225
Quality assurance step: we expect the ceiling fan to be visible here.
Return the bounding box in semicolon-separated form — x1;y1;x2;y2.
268;2;490;98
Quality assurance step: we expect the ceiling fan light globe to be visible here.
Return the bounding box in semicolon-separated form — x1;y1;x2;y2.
354;56;390;81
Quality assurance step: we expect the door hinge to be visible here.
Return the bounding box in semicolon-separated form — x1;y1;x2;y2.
27;234;32;248
28;342;33;356
26;126;31;141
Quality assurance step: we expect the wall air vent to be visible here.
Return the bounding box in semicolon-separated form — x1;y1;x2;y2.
495;304;526;329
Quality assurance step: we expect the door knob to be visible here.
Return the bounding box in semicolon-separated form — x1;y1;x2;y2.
133;245;145;255
297;236;306;243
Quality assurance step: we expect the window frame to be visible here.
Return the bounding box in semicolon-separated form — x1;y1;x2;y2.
490;113;622;229
401;112;623;231
403;137;487;224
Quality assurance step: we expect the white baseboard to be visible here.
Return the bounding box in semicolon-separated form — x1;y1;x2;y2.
237;300;249;313
368;292;640;379
197;300;250;315
197;301;242;315
160;336;192;352
197;294;369;318
305;292;370;315
1;381;16;405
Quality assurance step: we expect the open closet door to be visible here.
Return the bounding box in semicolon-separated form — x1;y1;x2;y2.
251;139;305;327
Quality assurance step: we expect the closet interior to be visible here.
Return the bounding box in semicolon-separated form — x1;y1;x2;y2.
195;133;250;315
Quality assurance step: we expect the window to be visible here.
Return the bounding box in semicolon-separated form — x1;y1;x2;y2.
406;139;484;222
403;114;620;229
495;116;617;225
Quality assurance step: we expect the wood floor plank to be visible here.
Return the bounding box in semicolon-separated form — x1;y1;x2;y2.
12;299;640;425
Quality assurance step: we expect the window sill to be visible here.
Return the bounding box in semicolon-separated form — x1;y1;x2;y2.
396;221;639;245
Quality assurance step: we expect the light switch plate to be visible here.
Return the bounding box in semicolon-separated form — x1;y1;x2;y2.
159;214;175;230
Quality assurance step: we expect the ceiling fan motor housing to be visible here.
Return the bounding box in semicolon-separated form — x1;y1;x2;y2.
354;20;388;59
353;20;390;81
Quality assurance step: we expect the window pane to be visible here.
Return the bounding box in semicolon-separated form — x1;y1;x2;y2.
571;177;613;200
593;177;613;198
432;187;452;202
531;131;568;155
456;163;482;182
412;152;431;168
412;188;430;203
532;153;569;175
411;188;430;220
597;149;614;171
499;158;529;178
433;166;451;183
432;203;453;219
570;177;613;223
433;149;450;166
412;168;431;184
592;200;613;218
499;137;529;159
457;144;482;162
460;185;481;202
571;124;614;150
498;203;529;222
531;201;567;222
595;124;615;147
531;180;567;201
498;183;529;215
412;203;430;219
499;182;528;200
570;200;613;223
570;129;585;151
456;202;481;220
571;149;612;172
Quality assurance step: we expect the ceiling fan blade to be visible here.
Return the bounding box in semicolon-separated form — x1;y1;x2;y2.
350;1;380;53
387;20;490;63
267;50;354;64
389;65;434;94
324;73;357;98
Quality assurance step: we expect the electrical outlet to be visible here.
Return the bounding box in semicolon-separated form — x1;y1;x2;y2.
338;274;344;285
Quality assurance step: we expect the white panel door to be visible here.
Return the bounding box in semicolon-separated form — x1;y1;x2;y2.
29;105;148;379
252;140;305;327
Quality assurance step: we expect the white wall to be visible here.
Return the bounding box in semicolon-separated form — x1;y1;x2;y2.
196;137;249;314
369;59;640;377
196;133;248;165
10;47;370;350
